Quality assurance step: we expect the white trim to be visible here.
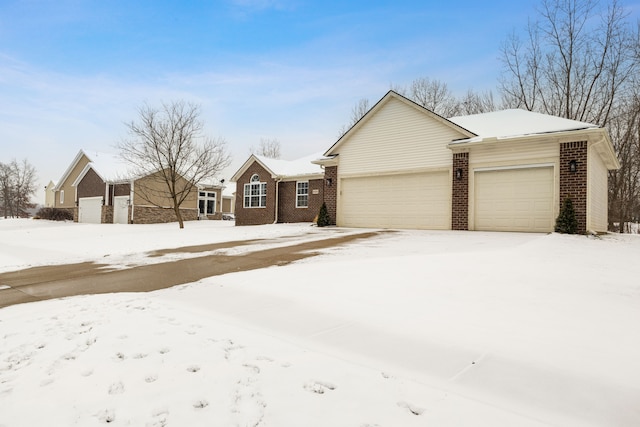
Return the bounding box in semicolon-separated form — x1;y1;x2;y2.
243;181;267;208
53;150;86;191
198;190;217;216
473;163;555;173
296;181;309;208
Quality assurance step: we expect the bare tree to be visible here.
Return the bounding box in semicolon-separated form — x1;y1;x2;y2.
338;98;371;137
0;162;12;218
608;94;640;230
118;100;231;229
392;77;499;117
0;159;37;218
11;159;37;217
500;0;640;231
408;77;461;117
499;0;638;126
458;89;499;115
250;138;281;159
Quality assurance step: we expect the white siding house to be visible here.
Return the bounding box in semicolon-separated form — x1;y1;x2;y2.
318;91;619;233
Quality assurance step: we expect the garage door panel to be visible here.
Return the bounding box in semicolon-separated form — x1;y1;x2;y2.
475;167;554;233
340;172;450;229
78;197;102;224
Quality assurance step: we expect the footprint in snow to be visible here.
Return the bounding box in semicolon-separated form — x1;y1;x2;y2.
303;380;337;394
193;399;209;409
397;401;424;416
97;408;116;424
243;363;260;374
144;374;158;383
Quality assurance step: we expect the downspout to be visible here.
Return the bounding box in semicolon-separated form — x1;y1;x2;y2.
104;182;109;224
273;177;282;224
129;180;135;223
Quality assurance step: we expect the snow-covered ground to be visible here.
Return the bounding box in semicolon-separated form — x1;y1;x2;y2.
1;219;639;426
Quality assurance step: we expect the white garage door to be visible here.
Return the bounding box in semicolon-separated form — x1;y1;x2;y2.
339;171;450;229
78;197;102;224
474;167;554;232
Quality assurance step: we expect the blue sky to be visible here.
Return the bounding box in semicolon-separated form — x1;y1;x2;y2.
1;0;612;200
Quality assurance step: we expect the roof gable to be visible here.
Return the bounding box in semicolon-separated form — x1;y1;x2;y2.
71;151;131;187
53;150;91;190
324;90;475;156
231;153;323;182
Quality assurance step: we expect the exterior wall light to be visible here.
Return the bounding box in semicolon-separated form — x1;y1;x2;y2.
569;160;577;173
455;168;463;180
326;178;333;186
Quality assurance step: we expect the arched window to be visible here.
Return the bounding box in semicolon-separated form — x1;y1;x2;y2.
244;174;267;208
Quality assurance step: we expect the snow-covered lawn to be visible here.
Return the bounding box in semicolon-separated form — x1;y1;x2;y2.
1;219;639;426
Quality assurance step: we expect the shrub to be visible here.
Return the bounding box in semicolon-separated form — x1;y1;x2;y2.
555;198;578;234
317;202;331;227
34;207;74;221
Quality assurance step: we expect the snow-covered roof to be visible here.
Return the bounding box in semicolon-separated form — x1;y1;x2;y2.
449;109;598;142
84;151;130;182
255;153;324;177
231;152;324;182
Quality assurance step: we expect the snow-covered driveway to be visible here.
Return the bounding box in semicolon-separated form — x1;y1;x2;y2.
1;219;639;426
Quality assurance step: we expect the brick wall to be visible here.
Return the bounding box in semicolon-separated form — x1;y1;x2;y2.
234;162;277;226
559;141;588;233
323;166;337;225
452;152;469;230
132;206;198;224
278;179;324;223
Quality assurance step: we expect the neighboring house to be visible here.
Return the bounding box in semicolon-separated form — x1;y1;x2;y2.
51;149;224;224
234;91;620;233
50;150;93;216
44;180;56;208
231;154;324;225
196;182;226;220
221;194;234;214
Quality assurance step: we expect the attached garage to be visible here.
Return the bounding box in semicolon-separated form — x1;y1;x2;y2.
254;90;620;233
474;167;554;232
78;196;102;224
339;171;450;229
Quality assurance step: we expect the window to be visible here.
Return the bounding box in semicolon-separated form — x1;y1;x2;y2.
60;190;64;204
244;174;267;208
296;181;309;208
198;191;217;215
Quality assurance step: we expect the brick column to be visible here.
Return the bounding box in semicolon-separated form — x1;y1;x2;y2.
323;166;337;225
452;152;469;230
559;141;588;233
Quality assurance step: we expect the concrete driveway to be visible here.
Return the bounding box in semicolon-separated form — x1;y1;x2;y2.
0;232;379;308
